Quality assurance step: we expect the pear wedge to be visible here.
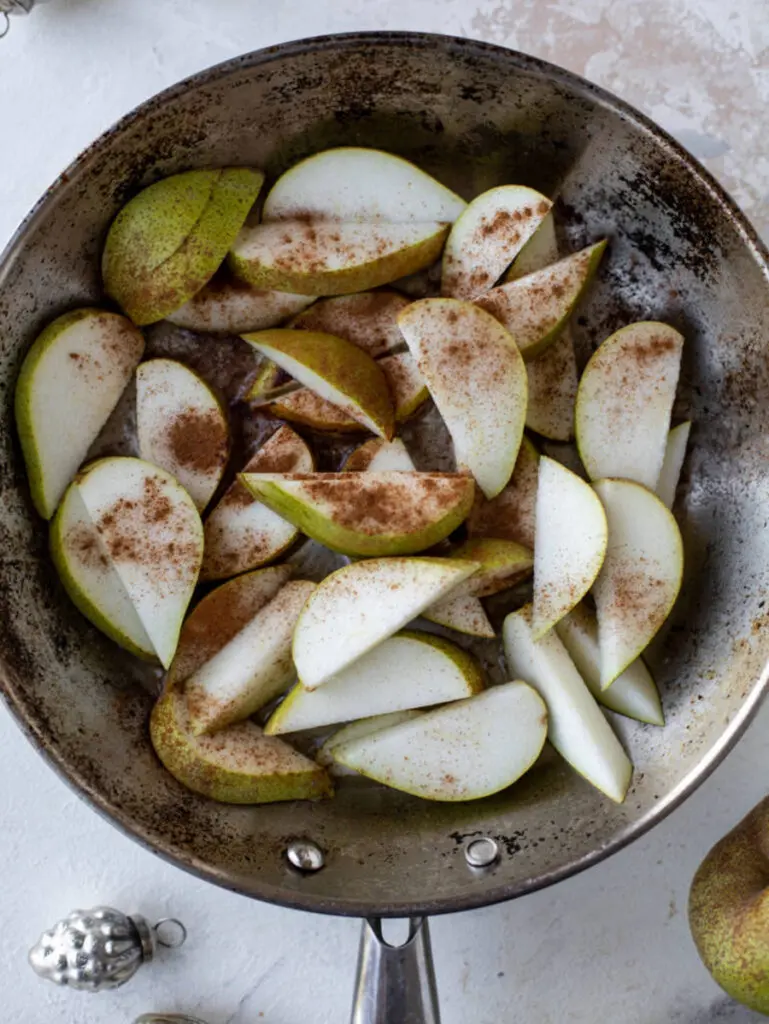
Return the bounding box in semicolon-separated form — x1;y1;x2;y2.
526;326;579;442
656;421;691;509
243;329;394;438
202;426;313;581
398;298;528;498
290;290;410;357
380;352;428;423
185;580;316;735
151;690;332;804
246;358;283;400
504;210;558;281
103;167;264;325
136;358;230;512
476;241;606;360
556;604;664;726
593;479;684;688
16;308;144;519
532;458;608;638
467;435;539;549
421;594;495;639
344;438;415;473
503;605;632;803
167;271;313;332
575;321;684;488
266;630;483;734
442;186;552;300
292;557;479;689
333;681;547;801
317;710;422;770
240;471;475;557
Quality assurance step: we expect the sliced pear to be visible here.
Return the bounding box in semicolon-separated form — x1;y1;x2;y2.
201;426;313;581
398;298;527;498
421;594;494;638
592;479;684;688
246;358;283;401
167;565;292;689
503;605;632;803
504;210;558;280
532;458;607;638
575;322;684;488
16;308;144;519
243;329;394;438
317;710;421;770
556;604;664;726
344;438;415;473
167;271;313;332
136;358;229;512
53;457;203;668
240;471;475;557
466;435;539;549
380;352;429;422
266;630;483;734
476;241;606;360
292;557;479;689
185;580;316;734
229;221;449;297
526;326;579;442
441;186;552;300
262;147;466;223
440;537;533;598
290;290;410;357
333;681;547;801
103;167;264;325
656;421;691;509
150;690;332;804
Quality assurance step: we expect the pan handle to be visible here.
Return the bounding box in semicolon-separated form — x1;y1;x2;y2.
350;917;440;1024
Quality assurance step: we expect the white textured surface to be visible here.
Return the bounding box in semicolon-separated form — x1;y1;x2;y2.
1;1;768;1021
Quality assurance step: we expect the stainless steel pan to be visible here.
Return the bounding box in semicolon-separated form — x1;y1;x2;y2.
2;33;769;1022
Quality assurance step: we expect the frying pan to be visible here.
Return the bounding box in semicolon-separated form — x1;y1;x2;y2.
2;32;769;1023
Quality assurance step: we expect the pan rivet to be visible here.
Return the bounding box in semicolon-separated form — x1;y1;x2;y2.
465;837;499;868
286;839;325;872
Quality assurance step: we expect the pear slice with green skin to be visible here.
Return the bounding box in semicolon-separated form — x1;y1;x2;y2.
317;710;422;773
16;308;144;520
266;630;484;735
438;537;533;599
504;209;558;281
262;147;466;224
476;241;607;361
247;358;284;400
532;458;608;638
441;186;552;300
503;604;632;803
526;326;579;442
398;298;528;499
201;426;313;581
555;604;664;726
136;358;230;512
467;435;539;549
334;681;547;802
344;438;415;473
185;579;316;735
240;471;475;558
421;594;495;638
103;167;265;325
576;321;684;489
656;421;691;509
381;352;429;423
292;557;480;689
167;270;313;333
167;565;292;690
290;290;411;357
243;329;394;439
151;689;332;804
57;457;203;668
593;479;684;689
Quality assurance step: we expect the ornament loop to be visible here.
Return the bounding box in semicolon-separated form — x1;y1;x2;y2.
0;13;9;36
154;918;187;950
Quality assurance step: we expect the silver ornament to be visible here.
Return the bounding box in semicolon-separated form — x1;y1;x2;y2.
0;0;52;37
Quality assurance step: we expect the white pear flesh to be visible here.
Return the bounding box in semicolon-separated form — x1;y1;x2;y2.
503;605;632;803
292;557;479;689
656;421;691;509
266;630;483;734
422;594;495;638
592;479;684;688
526;325;579;442
505;210;558;280
333;681;548;802
441;186;552;300
317;710;421;770
290;290;410;357
344;438;416;473
262;147;466;223
167;274;313;333
532;457;608;638
556;604;664;726
67;457;203;668
184;580;316;735
202;426;313;581
398;298;527;498
136;358;229;512
16;308;144;519
575;321;684;488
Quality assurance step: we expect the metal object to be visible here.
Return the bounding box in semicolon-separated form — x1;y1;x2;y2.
28;907;187;991
135;1017;209;1024
286;838;325;872
465;837;500;869
351;918;440;1024
1;29;769;1020
0;0;49;37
